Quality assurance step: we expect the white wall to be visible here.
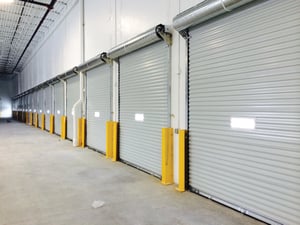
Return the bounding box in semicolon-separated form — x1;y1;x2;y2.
19;1;81;92
18;0;205;183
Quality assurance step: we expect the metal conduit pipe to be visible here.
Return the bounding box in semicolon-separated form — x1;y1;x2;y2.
173;0;255;34
76;53;107;72
13;24;172;99
108;24;171;60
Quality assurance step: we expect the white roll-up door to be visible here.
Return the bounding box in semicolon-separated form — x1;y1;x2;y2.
86;65;111;153
66;75;79;140
45;87;52;131
188;1;300;225
119;41;170;177
54;82;64;135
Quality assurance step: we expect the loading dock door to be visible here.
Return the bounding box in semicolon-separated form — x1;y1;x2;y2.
54;82;63;135
188;1;300;224
86;65;111;153
66;75;79;140
119;41;170;177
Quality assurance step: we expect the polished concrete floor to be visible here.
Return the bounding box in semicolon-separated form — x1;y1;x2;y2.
0;120;266;225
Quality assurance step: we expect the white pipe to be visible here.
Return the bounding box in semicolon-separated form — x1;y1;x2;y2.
173;0;255;32
72;71;83;147
80;0;85;63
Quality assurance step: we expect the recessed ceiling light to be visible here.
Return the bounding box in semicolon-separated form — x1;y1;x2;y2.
0;0;14;3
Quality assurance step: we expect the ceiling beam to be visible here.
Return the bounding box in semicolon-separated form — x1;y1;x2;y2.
18;0;54;9
11;0;57;73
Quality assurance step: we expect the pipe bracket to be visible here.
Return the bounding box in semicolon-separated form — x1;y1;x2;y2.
100;52;112;64
155;24;172;46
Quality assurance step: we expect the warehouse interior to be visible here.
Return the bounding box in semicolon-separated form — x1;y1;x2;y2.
0;0;299;225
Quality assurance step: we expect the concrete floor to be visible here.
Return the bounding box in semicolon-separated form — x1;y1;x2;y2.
0;120;266;225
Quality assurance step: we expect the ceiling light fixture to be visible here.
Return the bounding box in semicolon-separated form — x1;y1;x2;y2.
0;0;14;3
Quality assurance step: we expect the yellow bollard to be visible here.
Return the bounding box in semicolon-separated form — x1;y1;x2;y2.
161;128;174;185
61;116;67;139
41;114;45;130
34;113;38;128
106;121;119;161
176;130;187;192
50;114;55;134
77;118;86;148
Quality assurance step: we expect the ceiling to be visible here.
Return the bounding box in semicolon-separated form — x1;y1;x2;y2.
0;0;72;75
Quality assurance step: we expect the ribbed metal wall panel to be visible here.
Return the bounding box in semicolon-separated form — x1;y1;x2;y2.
45;86;52;131
86;65;111;153
188;1;300;225
119;41;170;176
54;82;63;135
66;75;79;140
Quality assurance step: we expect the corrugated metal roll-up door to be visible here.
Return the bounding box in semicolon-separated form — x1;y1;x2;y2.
54;82;64;135
66;75;79;140
45;87;52;131
86;65;111;153
188;1;300;225
119;41;170;177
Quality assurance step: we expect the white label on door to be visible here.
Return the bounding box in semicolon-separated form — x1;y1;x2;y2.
57;110;61;115
94;112;100;118
47;110;50;114
135;113;144;122
231;117;255;130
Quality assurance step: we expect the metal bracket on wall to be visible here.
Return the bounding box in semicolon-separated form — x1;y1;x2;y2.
155;24;172;46
100;52;113;64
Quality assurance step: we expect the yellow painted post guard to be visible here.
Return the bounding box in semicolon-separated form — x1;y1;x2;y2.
177;130;187;192
61;116;67;139
29;112;33;125
77;118;86;148
25;112;29;124
49;114;55;134
106;121;118;161
34;113;38;128
161;128;174;185
41;114;45;130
